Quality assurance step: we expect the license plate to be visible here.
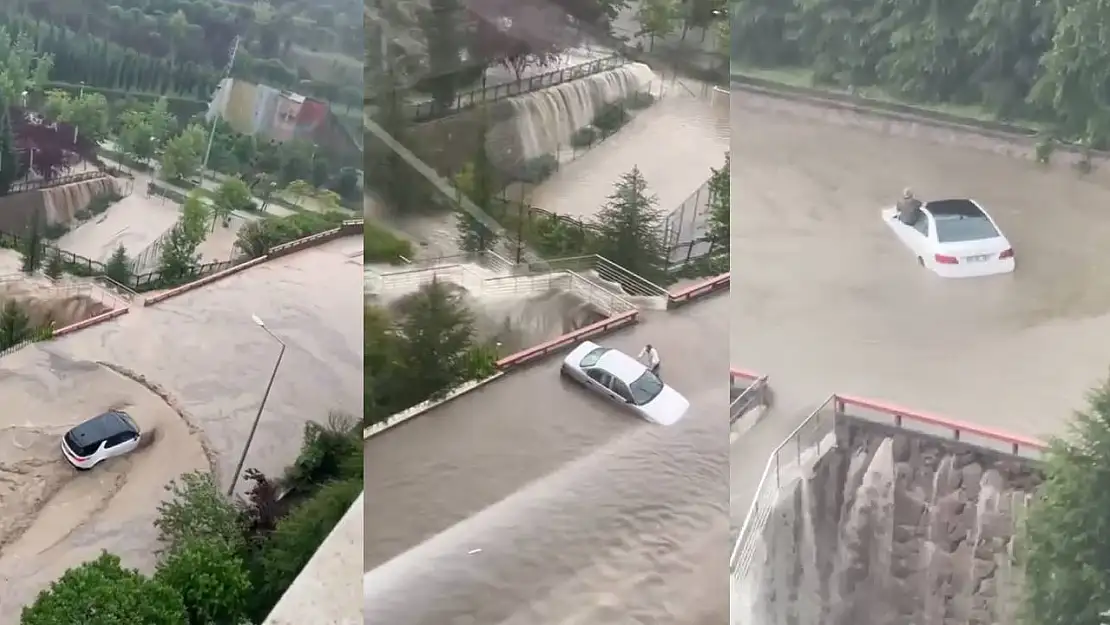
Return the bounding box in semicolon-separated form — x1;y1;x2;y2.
966;255;990;262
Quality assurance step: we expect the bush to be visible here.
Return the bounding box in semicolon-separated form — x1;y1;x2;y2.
86;190;124;216
570;126;599;148
42;222;69;239
625;91;656;110
592;102;631;133
364;220;412;263
234;211;349;258
514;154;559;184
147;182;187;204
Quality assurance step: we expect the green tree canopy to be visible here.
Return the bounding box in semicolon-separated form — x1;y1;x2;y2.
1023;377;1110;624
591;166;668;283
21;552;187;625
153;536;253;625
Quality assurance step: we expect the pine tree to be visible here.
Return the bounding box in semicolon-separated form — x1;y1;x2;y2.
43;248;63;279
0;103;18;197
20;211;45;274
704;152;729;255
157;221;201;286
104;244;133;286
453;132;499;253
591;166;669;285
392;280;480;408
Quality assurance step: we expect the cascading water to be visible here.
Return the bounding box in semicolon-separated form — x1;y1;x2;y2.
492;62;657;163
735;419;1042;625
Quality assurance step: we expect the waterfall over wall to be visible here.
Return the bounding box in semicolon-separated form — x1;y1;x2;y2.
41;177;118;225
488;63;657;167
738;418;1041;625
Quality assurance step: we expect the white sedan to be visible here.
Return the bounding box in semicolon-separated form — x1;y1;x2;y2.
881;198;1015;278
561;341;690;425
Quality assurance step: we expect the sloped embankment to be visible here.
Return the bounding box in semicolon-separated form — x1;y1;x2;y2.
746;418;1042;625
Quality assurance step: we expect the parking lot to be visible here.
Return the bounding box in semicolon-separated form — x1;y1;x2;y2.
0;237;362;614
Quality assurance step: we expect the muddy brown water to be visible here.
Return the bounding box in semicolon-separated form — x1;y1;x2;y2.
366;297;730;624
731;88;1110;618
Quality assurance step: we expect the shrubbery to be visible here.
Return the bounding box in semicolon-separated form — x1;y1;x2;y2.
234;211;348;259
364;220;413;263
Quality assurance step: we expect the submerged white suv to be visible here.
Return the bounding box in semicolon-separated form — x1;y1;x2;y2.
61;410;142;470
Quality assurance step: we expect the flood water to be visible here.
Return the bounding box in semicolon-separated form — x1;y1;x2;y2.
730;89;1110;522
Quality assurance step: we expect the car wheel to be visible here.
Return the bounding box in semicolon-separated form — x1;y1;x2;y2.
75;464;92;472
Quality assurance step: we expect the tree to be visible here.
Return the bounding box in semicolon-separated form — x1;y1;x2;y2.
20;552;188;625
591;166;668;282
1023;377;1110;625
43;90;110;144
153;537;252;625
704;153;729;253
157;220;202;285
160;124;206;181
283;179;313;208
43;248;63;279
154;471;245;555
0;26;53;106
452;135;499;253
365;305;402;425
104;244;133;285
419;0;465;111
20;212;44;274
211;177;253;230
253;478;362;612
0;300;32;349
637;0;679;49
116;98;175;166
0;104;18;196
282;415;361;496
392;280;482;406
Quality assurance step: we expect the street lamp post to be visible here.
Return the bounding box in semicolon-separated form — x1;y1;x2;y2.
226;314;286;497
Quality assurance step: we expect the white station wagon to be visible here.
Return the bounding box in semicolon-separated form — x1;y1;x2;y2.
561;341;690;425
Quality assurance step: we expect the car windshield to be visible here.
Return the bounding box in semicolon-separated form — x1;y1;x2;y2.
628;371;665;406
578;347;609;368
933;215;999;242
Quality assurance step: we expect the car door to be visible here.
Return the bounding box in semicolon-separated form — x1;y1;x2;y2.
607;378;635;406
104;431;136;458
585;368;623;403
909;212;932;256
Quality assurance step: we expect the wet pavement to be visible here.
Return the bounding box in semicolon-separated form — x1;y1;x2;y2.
365;294;728;623
730;89;1110;523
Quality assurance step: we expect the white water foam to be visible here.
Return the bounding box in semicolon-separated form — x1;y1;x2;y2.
504;63;657;162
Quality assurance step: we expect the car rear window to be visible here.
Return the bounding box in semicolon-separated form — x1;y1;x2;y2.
629;372;665;406
934;215;999;242
579;347;609;368
64;430;102;457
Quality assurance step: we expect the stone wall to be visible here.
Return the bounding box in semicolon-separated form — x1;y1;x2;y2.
746;416;1042;625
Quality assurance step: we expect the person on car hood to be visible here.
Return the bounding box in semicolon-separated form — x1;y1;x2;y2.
896;188;923;225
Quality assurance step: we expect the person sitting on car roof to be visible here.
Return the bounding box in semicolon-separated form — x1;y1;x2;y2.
896;188;923;225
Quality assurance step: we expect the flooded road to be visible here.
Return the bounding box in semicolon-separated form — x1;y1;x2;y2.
365;296;729;624
730;90;1110;521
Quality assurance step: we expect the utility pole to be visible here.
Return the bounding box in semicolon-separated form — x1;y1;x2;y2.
201;34;239;183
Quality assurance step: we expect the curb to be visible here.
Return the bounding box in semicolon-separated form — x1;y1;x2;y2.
143;256;269;306
667;273;729;309
54;306;130;337
144;220;364;308
363;373;505;439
